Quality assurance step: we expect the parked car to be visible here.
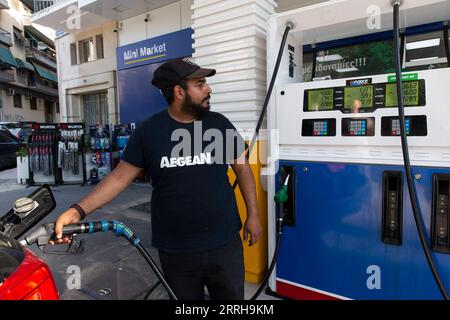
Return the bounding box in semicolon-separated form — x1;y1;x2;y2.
0;233;59;300
0;122;21;138
0;130;19;170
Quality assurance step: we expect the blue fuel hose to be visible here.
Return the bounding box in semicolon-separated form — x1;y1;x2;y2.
23;220;178;300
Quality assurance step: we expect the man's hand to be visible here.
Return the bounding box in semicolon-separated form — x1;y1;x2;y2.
49;209;81;245
243;213;262;246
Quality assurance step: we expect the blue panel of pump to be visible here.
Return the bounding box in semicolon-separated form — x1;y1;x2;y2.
276;160;450;300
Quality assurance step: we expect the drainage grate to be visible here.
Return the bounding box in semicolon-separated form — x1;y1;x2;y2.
129;201;151;213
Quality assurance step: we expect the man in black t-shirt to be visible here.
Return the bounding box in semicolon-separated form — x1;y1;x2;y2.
51;58;262;300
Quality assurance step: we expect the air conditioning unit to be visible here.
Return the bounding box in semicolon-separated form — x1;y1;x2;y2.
6;89;15;96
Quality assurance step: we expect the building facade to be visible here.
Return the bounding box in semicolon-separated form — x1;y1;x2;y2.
0;0;59;123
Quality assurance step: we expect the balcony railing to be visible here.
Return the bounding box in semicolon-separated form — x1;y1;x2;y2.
0;26;12;47
33;0;67;12
0;69;15;83
27;75;58;96
25;43;57;69
0;0;9;10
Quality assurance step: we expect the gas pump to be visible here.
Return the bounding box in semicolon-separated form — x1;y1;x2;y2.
267;0;450;300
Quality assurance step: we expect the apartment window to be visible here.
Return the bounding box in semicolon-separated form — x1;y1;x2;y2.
79;38;95;63
56;102;60;114
70;43;77;65
30;98;37;110
13;27;25;46
96;35;104;60
13;94;22;108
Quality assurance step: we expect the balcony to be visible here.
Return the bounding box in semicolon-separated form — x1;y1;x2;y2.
31;0;111;33
0;27;12;47
30;80;58;96
32;0;179;32
0;69;15;83
25;43;57;69
0;0;9;10
33;0;68;12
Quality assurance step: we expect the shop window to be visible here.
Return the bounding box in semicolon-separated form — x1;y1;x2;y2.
302;52;314;82
13;94;22;108
404;30;448;71
303;39;396;81
83;92;109;126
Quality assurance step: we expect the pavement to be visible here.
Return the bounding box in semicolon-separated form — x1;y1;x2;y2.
0;167;278;300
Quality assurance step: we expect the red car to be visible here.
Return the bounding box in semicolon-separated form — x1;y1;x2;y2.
0;233;59;300
0;186;59;300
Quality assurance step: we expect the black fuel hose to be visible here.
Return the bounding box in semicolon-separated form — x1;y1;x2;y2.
229;23;293;300
250;201;284;300
392;1;449;300
232;23;293;189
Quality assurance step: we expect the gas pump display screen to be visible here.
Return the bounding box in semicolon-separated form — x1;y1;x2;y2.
302;79;425;112
307;89;334;111
385;81;419;107
344;86;373;110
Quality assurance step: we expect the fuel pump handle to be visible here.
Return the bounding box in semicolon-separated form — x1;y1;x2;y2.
21;223;82;246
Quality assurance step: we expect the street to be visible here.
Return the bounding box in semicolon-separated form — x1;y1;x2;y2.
0;168;273;300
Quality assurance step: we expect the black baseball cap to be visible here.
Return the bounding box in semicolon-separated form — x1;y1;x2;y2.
152;58;216;89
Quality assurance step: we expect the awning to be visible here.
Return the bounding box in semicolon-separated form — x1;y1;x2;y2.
0;47;19;68
15;58;35;72
31;62;57;83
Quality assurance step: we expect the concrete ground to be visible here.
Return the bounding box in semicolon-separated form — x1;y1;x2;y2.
0;167;278;300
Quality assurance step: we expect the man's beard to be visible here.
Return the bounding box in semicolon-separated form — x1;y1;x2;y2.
181;94;210;118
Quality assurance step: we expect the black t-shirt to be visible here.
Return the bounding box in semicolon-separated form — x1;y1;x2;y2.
122;110;247;252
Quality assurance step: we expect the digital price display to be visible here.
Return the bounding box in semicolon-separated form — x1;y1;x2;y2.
385;81;419;107
344;86;373;111
308;89;334;111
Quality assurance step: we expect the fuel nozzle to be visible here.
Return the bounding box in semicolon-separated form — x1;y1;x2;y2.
274;174;291;235
274;175;290;204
